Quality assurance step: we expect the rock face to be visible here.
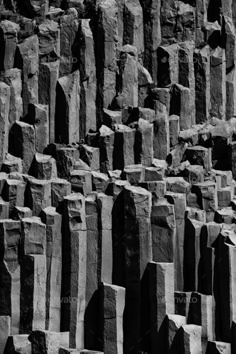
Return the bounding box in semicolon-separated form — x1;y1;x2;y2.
1;1;236;353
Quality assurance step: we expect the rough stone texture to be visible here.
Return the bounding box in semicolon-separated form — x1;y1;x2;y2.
1;2;236;353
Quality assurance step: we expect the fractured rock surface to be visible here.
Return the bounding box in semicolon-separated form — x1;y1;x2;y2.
0;1;236;353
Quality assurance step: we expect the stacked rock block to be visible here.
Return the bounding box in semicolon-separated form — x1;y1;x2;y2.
1;0;236;353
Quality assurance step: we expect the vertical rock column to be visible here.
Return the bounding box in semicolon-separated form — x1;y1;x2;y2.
9;121;35;174
178;41;195;126
84;194;100;350
96;0;119;119
119;45;139;107
210;47;226;120
102;283;125;354
123;0;144;54
20;254;47;333
214;233;236;342
62;193;87;349
97;193;113;283
28;103;49;153
0;82;10;167
41;207;62;332
140;0;161;82
16;35;39;116
79;19;97;137
0;20;19;71
0;220;21;334
123;185;152;354
39;60;60;143
166;192;186;291
147;262;175;354
151;199;176;263
184;218;203;292
194;46;211;124
55;70;80;144
1;68;23;125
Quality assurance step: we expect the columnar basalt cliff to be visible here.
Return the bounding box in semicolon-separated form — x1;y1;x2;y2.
0;0;236;353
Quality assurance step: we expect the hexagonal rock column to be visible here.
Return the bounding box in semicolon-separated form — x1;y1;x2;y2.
123;185;152;354
0;81;10;167
62;193;87;349
147;262;175;354
41;207;62;332
151;199;176;263
1;68;23;125
9;121;36;174
0;20;19;71
39;60;60;144
20;254;47;333
55;70;80;145
123;0;144;54
139;0;161;82
210;47;226;120
16;35;39;116
79;19;97;138
194;46;211;124
96;0;119;118
0;220;21;334
101;283;125;354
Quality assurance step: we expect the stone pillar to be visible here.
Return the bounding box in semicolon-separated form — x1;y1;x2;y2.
9;121;36;174
62;193;87;349
17;35;39;116
214;233;236;341
151;199;176;263
210;47;226;120
123;185;152;354
0;82;10;167
99;125;115;173
113;125;135;170
157;44;178;87
135;119;153;166
79;19;97;137
188;292;214;343
20;255;47;333
56;70;80;144
28;103;49;153
1;68;23;125
0;20;19;71
140;0;161;82
147;262;175;353
97;193;113;283
179;41;195;126
41;207;62;332
119;45;139;107
96;0;118;119
39;60;60;143
123;0;144;54
59;12;79;76
184;218;203;292
153;105;170;160
102;283;125;354
0;220;21;334
166;192;186;291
